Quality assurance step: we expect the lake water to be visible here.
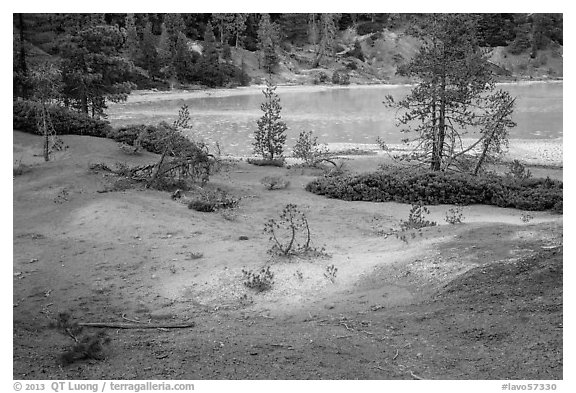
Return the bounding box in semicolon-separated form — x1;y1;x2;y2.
108;81;562;156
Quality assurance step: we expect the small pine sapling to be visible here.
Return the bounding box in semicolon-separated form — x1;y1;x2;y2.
264;204;311;256
507;159;532;180
400;202;437;231
253;77;287;160
445;206;464;225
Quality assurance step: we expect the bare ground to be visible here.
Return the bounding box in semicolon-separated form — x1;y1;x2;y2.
13;131;562;380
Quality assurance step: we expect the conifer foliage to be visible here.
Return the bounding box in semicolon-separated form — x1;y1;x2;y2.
384;14;516;173
253;77;287;160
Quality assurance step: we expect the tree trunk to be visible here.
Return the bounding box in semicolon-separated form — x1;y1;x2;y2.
80;93;89;115
42;105;49;162
18;13;29;98
433;75;447;171
430;98;437;171
312;55;321;69
473;98;515;175
473;141;490;176
148;145;170;187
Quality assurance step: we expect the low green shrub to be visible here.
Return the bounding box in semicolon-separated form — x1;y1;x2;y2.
13;100;111;137
316;71;329;84
188;200;217;212
332;70;350;85
247;158;285;167
260;176;290;190
305;167;562;212
187;188;239;212
242;267;274;292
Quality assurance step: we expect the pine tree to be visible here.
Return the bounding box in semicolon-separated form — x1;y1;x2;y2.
196;22;222;87
59;24;136;117
163;13;186;43
157;23;174;80
140;20;159;77
212;13;237;45
13;13;30;98
125;13;141;62
173;32;195;81
257;14;281;73
89;13;106;26
312;13;341;68
253;77;287;160
231;14;248;48
28;63;62;161
384;14;516;173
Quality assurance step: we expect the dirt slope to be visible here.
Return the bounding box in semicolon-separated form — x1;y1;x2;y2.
13;131;562;379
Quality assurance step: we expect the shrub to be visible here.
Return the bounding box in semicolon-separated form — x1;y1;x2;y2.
324;264;338;283
186;251;204;260
247;158;285;167
263;204;328;257
552;200;562;214
445;206;464;224
292;130;333;166
347;41;365;62
242;267;274;292
264;204;310;256
13;159;29;177
507;159;532;180
316;71;329;83
188;200;217;212
13;100;111;138
400;202;437;230
49;312;110;366
520;212;534;223
345;61;358;70
187;187;239;212
260;176;290;190
332;70;350;85
305;167;562;212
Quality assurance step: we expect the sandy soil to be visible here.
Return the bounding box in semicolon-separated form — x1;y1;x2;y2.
12;131;562;380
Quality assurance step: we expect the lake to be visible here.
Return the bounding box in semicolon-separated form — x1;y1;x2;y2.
108;81;563;156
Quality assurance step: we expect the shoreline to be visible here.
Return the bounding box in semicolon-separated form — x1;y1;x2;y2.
216;138;563;168
328;138;563;167
121;79;563;104
113;82;563;167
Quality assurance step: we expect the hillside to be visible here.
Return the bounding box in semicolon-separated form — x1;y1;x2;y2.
14;13;563;92
231;31;563;86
